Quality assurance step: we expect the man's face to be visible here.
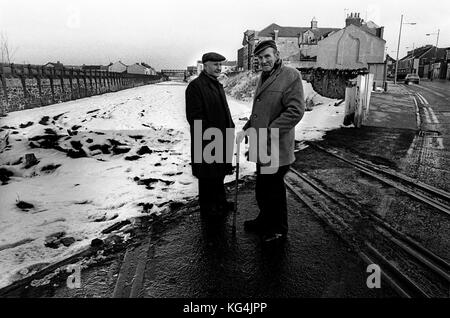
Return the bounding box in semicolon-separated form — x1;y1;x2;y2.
257;47;279;72
204;61;222;78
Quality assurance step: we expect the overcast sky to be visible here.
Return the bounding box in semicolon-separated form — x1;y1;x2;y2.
0;0;449;70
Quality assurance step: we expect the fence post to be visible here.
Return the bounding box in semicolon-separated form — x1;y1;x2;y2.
343;80;356;126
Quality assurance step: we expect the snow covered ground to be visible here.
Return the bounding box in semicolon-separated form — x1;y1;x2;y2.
0;79;342;288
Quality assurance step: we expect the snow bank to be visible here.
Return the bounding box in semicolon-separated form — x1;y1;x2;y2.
0;81;252;288
223;71;260;102
224;70;343;141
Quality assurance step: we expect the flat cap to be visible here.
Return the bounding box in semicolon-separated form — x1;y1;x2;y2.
202;52;226;63
253;40;278;55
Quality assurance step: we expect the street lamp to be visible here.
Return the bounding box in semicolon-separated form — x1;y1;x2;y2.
394;15;417;84
426;29;440;80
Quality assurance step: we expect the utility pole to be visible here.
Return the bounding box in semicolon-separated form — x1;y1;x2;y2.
406;43;415;73
394;15;403;84
426;29;440;80
394;15;416;84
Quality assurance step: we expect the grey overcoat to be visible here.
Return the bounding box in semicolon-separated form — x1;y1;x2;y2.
243;63;305;168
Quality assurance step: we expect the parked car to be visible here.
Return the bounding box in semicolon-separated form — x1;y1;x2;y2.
405;73;420;84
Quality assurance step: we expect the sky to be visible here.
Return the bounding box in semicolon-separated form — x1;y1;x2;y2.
0;0;449;70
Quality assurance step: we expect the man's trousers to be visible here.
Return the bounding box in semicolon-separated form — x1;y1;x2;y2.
255;164;290;234
198;175;227;215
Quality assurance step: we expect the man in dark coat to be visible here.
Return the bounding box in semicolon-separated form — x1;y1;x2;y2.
186;52;235;218
236;40;305;243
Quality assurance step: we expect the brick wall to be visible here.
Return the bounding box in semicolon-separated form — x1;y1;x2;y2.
40;78;53;105
0;63;164;115
0;75;8;114
5;77;25;111
299;67;367;99
23;77;41;108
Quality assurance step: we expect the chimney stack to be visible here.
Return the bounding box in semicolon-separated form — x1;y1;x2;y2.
345;12;363;27
311;17;318;29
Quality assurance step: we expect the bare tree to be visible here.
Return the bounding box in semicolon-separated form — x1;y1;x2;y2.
1;31;19;63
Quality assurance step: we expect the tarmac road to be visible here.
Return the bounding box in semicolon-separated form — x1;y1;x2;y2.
401;80;450;191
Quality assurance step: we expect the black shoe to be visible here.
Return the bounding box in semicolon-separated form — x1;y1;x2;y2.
244;219;263;233
262;232;286;243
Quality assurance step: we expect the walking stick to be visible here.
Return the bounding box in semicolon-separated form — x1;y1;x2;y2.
233;140;240;235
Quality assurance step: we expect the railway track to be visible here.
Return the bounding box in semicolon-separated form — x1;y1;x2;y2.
307;142;450;216
285;144;450;298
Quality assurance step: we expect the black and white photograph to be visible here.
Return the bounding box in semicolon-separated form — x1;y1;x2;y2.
0;0;449;308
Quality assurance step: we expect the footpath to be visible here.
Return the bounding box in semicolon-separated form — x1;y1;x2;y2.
319;83;419;169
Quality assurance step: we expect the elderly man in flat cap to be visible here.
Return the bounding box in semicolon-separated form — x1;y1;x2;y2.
186;52;235;219
236;40;305;243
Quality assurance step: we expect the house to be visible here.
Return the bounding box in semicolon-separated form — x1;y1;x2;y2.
417;46;448;79
397;45;449;79
44;61;84;71
238;14;384;71
82;64;108;71
238;30;258;71
127;63;151;75
316;23;386;70
397;45;433;78
140;62;157;75
108;61;128;73
385;54;396;78
45;61;64;69
238;19;339;70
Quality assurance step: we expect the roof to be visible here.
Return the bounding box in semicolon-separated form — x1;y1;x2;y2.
385;54;396;62
258;22;341;40
141;62;152;69
400;45;433;60
128;63;146;68
317;24;386;47
258;23;309;38
346;24;386;42
111;61;127;66
365;21;380;29
45;61;64;67
309;28;340;39
82;65;105;70
429;47;447;60
360;23;384;37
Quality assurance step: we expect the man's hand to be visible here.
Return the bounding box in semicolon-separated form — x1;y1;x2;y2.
236;130;247;145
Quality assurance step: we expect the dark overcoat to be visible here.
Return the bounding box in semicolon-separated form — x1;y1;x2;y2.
185;72;235;178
